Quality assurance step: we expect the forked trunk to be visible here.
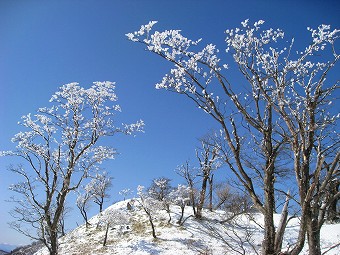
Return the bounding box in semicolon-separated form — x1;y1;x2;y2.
196;175;209;219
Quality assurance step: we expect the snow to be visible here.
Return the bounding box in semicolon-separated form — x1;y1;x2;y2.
35;199;340;255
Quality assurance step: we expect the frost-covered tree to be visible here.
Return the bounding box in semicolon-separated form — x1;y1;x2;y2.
87;171;113;213
136;185;163;238
147;177;172;201
127;20;339;255
170;184;191;225
97;207;130;246
58;205;71;237
2;82;144;255
175;161;199;215
119;188;133;201
195;138;220;219
225;21;340;255
76;187;93;228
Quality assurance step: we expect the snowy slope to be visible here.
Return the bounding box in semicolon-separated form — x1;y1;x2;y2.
35;200;340;255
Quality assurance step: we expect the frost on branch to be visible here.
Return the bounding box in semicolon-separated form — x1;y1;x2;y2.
126;21;224;101
123;119;145;135
119;188;133;201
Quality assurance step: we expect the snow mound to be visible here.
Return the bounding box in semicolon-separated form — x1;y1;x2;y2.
35;199;340;255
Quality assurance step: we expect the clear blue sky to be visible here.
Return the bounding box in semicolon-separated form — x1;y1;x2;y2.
0;0;339;246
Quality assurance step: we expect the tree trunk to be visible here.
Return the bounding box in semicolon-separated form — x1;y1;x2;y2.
49;228;59;255
208;174;214;212
190;190;196;216
327;180;339;222
103;223;110;246
166;204;171;224
148;213;157;238
261;122;277;255
196;174;209;219
177;206;185;225
306;217;321;255
262;192;276;255
274;192;289;253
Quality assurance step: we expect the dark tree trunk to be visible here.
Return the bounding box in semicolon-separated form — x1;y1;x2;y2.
190;189;196;216
262;178;276;255
261;127;277;255
148;214;157;238
327;180;339;222
177;206;185;225
306;216;321;255
166;204;171;224
208;174;214;212
49;228;59;255
196;174;209;219
103;223;110;246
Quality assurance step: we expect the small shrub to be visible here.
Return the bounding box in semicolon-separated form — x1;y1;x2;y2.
131;220;147;235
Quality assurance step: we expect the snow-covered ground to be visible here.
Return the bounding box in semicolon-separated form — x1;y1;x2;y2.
35;200;340;255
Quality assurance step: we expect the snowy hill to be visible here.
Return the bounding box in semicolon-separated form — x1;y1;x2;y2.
35;199;340;255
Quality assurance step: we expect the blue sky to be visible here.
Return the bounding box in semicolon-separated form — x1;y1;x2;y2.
0;0;339;246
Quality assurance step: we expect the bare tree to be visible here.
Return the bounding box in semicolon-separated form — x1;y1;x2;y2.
175;161;198;215
87;171;113;213
217;186;254;222
195;138;220;219
127;20;339;255
76;188;93;228
127;21;288;254
58;205;72;237
147;177;173;223
2;82;144;255
170;184;191;225
136;185;162;239
147;177;172;201
97;207;129;246
227;22;340;255
119;188;133;201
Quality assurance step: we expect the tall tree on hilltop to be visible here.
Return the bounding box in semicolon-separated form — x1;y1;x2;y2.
147;177;172;201
2;81;144;255
127;20;339;255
